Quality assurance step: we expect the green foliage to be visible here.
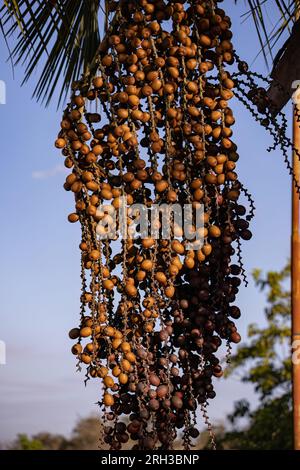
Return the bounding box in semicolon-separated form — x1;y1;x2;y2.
218;394;292;450
225;262;291;398
221;261;292;449
8;415;106;450
13;434;44;450
31;432;68;450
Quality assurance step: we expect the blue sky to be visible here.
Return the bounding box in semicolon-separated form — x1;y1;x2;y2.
0;0;292;442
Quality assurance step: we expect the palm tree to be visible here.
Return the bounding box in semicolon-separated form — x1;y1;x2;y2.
0;0;298;106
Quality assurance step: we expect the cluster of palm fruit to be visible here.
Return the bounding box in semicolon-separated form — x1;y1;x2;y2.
55;0;252;450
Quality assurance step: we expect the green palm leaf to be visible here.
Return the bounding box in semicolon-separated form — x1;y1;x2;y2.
0;0;104;106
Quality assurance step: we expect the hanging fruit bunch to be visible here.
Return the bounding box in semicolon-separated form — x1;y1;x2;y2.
55;0;253;450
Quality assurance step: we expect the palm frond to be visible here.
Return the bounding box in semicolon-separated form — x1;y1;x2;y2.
237;0;298;65
3;0;24;31
0;0;104;106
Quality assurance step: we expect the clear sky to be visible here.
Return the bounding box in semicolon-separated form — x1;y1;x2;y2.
0;0;292;442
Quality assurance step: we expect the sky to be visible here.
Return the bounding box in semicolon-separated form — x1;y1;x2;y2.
0;0;292;443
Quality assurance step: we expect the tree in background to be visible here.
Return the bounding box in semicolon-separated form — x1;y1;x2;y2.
218;262;292;449
8;416;101;450
10;434;44;451
66;415;102;450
